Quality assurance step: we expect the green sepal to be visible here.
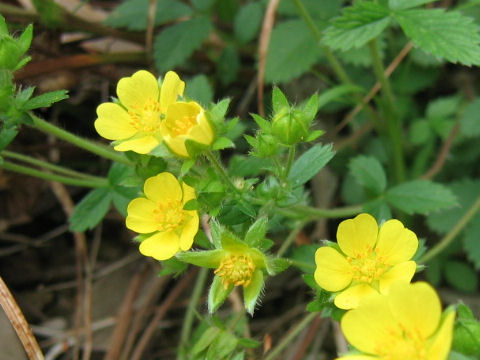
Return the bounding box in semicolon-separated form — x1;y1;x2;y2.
453;303;480;355
251;113;271;131
220;229;249;251
17;24;33;54
300;92;319;123
244;216;268;247
305;129;324;142
208;275;233;313
210;218;223;248
265;257;290;275
209;98;231;124
212;136;235;150
272;87;289;114
176;249;224;268
185;138;211;158
243;270;264;315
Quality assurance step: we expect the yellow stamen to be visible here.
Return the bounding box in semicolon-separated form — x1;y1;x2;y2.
214;253;255;289
152;199;184;231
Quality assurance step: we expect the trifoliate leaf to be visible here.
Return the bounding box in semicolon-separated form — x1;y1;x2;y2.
349;155;387;195
323;2;390;51
154;17;212;72
265;20;323;83
394;9;480;66
386;180;457;215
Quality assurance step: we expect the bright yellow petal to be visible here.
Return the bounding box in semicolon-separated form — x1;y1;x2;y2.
179;212;199;251
375;219;418;264
139;231;179;260
334;283;379;310
113;135;159;154
164;134;188;157
378;261;416;294
337;213;378;258
388;282;441;339
126;198;158;233
144;172;182;203
427;310;456;360
182;182;196;203
335;356;379;360
160;71;185;110
94;103;137;140
314;247;353;292
341;292;396;354
117;70;159;110
188;112;214;145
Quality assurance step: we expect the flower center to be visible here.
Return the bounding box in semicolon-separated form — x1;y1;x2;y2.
168;114;198;136
214;254;255;288
153;199;184;232
376;324;427;360
129;97;162;133
346;250;389;284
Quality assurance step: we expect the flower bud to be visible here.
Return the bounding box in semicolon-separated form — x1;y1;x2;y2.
271;107;310;145
0;36;22;70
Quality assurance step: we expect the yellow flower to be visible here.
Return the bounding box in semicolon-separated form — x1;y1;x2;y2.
95;70;185;154
337;281;456;360
126;172;198;260
161;101;214;157
314;213;418;309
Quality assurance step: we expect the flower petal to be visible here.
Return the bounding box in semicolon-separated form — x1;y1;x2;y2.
117;70;159;110
427;310;455;360
186;106;214;145
375;219;418;264
143;172;182;203
179;212;199;251
182;182;196;204
314;247;353;292
378;261;416;294
163;134;188;157
160;71;185;110
95;103;137;140
387;282;441;339
334;283;379;310
335;356;379;360
341;291;396;354
126;198;158;233
337;213;378;258
139;231;180;260
113;135;159;154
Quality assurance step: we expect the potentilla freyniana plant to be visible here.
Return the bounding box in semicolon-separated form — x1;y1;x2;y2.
2;1;480;357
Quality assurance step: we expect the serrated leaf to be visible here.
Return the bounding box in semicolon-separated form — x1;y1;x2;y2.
460;99;480;138
394;9;480;66
288;143;335;187
185;74;213;107
23;90;68;110
349;155;387;195
234;2;263;43
69;188;112;232
265;20;323;83
389;0;436;10
154;17;212;72
104;0;192;30
386;180;457;215
323;2;391;51
444;260;478;293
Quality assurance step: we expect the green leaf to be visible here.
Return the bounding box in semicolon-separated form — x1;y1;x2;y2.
444;260;478;293
243;270;264;315
208;275;233;313
158;257;188;277
317;84;363;110
386;180;457;215
69;188;112;232
288;143;335;187
389;0;437;10
460;99;480;138
154;17;212;72
237;338;260;349
234;2;263;43
0;15;7;35
323;2;391;51
464;221;480;269
244;216;268;247
191;327;221;355
185;74;213;107
23;90;68;110
426;95;462;119
18;24;33;53
0;126;18;152
104;0;192;30
217;46;240;86
192;0;215;11
206;331;238;360
394;9;480;66
209;98;230;123
349;155;387;195
266;20;323;83
212;137;235;151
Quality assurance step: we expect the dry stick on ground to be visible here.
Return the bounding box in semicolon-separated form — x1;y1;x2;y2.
333;41;414;135
0;275;44;360
104;264;151;360
145;0;158;62
130;269;198;360
257;0;280;117
49;182;93;360
291;315;321;360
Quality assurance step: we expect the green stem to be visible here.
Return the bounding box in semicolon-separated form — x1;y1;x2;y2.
277;221;307;257
421;195;480;264
276;203;363;220
283;146;296;180
368;40;405;183
30;115;132;166
205;151;240;193
1;150;105;181
263;312;317;360
1;161;108;188
178;268;208;359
